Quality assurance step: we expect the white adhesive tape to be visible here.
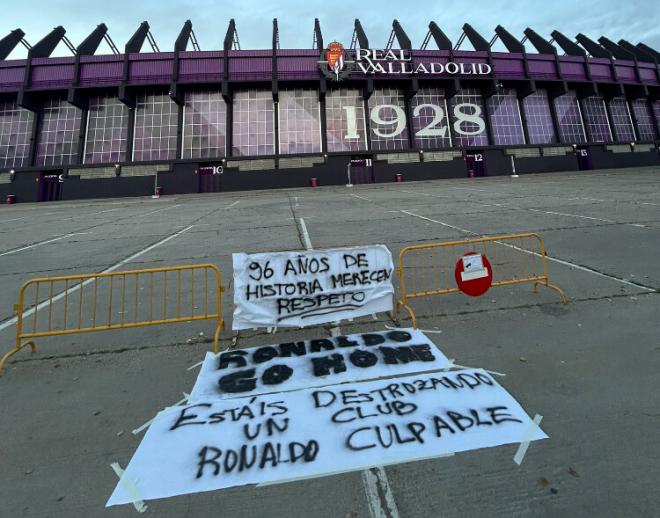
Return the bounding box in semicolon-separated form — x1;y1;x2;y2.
513;413;543;465
110;462;147;513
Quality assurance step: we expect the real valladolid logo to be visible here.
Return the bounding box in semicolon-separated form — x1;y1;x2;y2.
318;41;492;81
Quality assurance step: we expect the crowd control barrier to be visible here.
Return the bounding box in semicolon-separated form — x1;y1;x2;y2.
395;233;567;328
0;264;224;375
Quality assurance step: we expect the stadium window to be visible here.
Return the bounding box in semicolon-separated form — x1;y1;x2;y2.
630;99;656;142
83;96;129;165
607;98;636;143
182;89;227;159
325;88;368;152
35;97;82;167
580;96;613;143
368;87;410;151
553;91;587;144
410;87;452;149
521;89;557;145
448;88;489;147
0;100;34;168
486;88;526;146
278;89;321;155
231;90;275;157
132;91;178;162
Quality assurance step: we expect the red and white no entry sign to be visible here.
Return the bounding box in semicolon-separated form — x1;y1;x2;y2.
454;252;493;296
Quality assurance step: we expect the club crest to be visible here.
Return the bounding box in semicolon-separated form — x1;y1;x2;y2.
318;41;354;81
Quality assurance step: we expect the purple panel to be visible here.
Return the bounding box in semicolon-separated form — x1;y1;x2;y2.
522;89;557;144
607;98;635;142
229;52;272;81
449;88;489;147
179;58;223;83
527;57;559;80
630;99;656;141
553;91;586;143
614;64;636;82
30;63;75;88
129;58;171;84
654;100;660;135
580;96;612;142
486;89;525;145
589;63;613;81
79;61;123;86
277;54;319;80
492;58;524;76
0;64;25;91
558;61;585;80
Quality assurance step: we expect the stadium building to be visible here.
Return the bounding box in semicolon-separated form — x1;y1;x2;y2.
0;19;658;202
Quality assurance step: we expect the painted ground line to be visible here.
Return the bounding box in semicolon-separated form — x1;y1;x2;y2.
134;204;181;218
398;210;656;292
0;225;195;334
362;466;401;518
225;200;240;209
0;232;90;257
298;217;313;250
0;212;57;223
350;193;373;202
295;209;399;518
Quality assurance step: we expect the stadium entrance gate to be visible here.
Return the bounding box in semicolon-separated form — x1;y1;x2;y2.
465;152;487;178
38;173;62;202
196;165;223;193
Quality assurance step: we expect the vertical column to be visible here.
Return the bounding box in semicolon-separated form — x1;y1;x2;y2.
273;100;279;167
548;96;563;144
319;94;328;154
76;106;89;165
404;93;415;150
175;101;184;159
27;104;42;167
363;96;372;152
627;99;641;142
603;98;617;142
649;98;660;139
226;96;233;158
517;96;531;145
125;106;136;163
481;90;494;146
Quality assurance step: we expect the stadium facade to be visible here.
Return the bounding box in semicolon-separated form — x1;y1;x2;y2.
0;19;658;202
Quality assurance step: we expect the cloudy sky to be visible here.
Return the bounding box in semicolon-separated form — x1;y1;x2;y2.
2;0;659;58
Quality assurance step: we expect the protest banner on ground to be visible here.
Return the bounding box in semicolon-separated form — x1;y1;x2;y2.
232;245;394;330
190;328;451;400
107;369;547;506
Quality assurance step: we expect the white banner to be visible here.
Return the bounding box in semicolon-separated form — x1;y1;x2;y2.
231;245;394;330
107;369;547;506
190;328;451;400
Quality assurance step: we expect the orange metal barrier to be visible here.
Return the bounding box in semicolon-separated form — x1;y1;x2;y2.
395;233;567;328
0;264;224;375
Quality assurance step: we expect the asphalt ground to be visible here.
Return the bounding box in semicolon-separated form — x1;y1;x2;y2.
1;166;659;517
